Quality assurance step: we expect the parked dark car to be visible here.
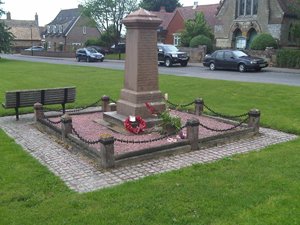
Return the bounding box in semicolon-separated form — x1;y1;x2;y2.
110;43;126;53
157;44;189;67
24;46;45;51
86;46;109;55
203;50;268;72
75;48;104;62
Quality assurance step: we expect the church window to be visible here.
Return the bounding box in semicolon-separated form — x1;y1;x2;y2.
246;0;252;15
253;0;258;14
238;0;258;16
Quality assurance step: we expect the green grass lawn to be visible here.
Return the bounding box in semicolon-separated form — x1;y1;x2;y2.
0;59;299;224
105;53;126;60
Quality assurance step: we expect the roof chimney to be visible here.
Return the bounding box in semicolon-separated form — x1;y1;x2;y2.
193;2;198;9
160;6;166;12
6;12;11;20
35;13;39;26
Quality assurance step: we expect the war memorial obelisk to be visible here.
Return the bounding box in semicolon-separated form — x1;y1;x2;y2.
104;9;166;126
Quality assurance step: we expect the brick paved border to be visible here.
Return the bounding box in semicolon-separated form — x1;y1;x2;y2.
0;114;297;193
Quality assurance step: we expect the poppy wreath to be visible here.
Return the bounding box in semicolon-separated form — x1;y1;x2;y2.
124;116;147;134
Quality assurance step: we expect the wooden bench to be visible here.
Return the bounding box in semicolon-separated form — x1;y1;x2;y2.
2;87;76;120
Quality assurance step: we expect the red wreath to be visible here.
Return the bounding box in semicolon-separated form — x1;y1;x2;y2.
124;116;147;134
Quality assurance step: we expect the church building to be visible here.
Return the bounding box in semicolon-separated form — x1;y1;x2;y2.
215;0;299;49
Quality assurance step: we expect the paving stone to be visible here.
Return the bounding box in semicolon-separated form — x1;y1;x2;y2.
0;114;298;193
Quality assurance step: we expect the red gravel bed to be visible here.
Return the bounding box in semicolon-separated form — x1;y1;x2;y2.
50;111;242;155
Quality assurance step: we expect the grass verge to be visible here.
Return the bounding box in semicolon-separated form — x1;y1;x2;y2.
0;59;299;224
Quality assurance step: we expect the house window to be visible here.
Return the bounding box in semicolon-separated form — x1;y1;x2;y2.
173;33;181;46
59;25;63;33
47;25;50;33
238;0;258;16
52;25;56;33
83;26;86;35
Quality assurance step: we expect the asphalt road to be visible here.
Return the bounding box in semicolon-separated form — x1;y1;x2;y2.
1;54;300;86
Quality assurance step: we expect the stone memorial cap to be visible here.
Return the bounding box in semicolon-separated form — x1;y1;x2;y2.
122;8;162;27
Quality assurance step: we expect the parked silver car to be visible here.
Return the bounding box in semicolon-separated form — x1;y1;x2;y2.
24;46;45;51
76;48;104;62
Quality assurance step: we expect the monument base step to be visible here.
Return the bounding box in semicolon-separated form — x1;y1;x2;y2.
103;111;162;131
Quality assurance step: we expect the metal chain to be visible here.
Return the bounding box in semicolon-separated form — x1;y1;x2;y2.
71;127;102;145
41;115;62;125
198;116;249;132
166;100;194;108
43;98;102;114
65;98;102;113
203;103;248;119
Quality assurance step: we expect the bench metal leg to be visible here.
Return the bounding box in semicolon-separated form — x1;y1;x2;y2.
62;104;66;114
15;107;19;120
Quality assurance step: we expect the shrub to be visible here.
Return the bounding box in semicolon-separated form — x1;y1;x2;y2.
85;38;101;47
189;35;213;53
277;49;300;68
250;33;278;50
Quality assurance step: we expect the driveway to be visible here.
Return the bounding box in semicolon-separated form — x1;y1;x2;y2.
1;54;300;86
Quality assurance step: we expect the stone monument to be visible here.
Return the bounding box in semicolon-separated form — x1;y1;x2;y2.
104;9;166;127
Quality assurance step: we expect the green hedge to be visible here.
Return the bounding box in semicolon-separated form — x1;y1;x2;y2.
189;35;213;53
250;33;277;50
277;49;300;68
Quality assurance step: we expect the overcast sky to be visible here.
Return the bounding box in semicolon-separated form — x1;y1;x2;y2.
1;0;220;26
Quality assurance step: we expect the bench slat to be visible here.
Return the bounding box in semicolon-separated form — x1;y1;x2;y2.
3;87;76;109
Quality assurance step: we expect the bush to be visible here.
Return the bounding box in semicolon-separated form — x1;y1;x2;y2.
85;39;102;47
250;33;278;50
189;35;213;53
277;49;300;68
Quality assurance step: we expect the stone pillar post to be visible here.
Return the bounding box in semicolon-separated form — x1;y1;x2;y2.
194;98;204;116
248;109;260;133
34;102;44;122
186;118;200;150
117;9;165;119
61;114;72;141
99;134;115;168
101;95;110;112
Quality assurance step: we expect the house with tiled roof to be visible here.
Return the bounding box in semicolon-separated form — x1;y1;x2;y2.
44;5;101;52
152;2;219;45
1;12;41;52
151;7;174;43
215;0;300;49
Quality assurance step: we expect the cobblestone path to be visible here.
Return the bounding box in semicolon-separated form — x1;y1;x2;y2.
0;114;297;193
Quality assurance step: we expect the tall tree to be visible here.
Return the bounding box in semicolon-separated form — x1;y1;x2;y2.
83;0;138;45
180;12;214;47
139;0;181;12
290;0;300;46
0;0;14;53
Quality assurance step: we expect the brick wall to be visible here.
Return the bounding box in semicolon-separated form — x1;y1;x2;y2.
178;46;207;62
21;50;75;58
165;11;185;45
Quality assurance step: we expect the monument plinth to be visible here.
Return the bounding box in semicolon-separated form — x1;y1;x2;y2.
104;9;166;127
118;9;165;118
